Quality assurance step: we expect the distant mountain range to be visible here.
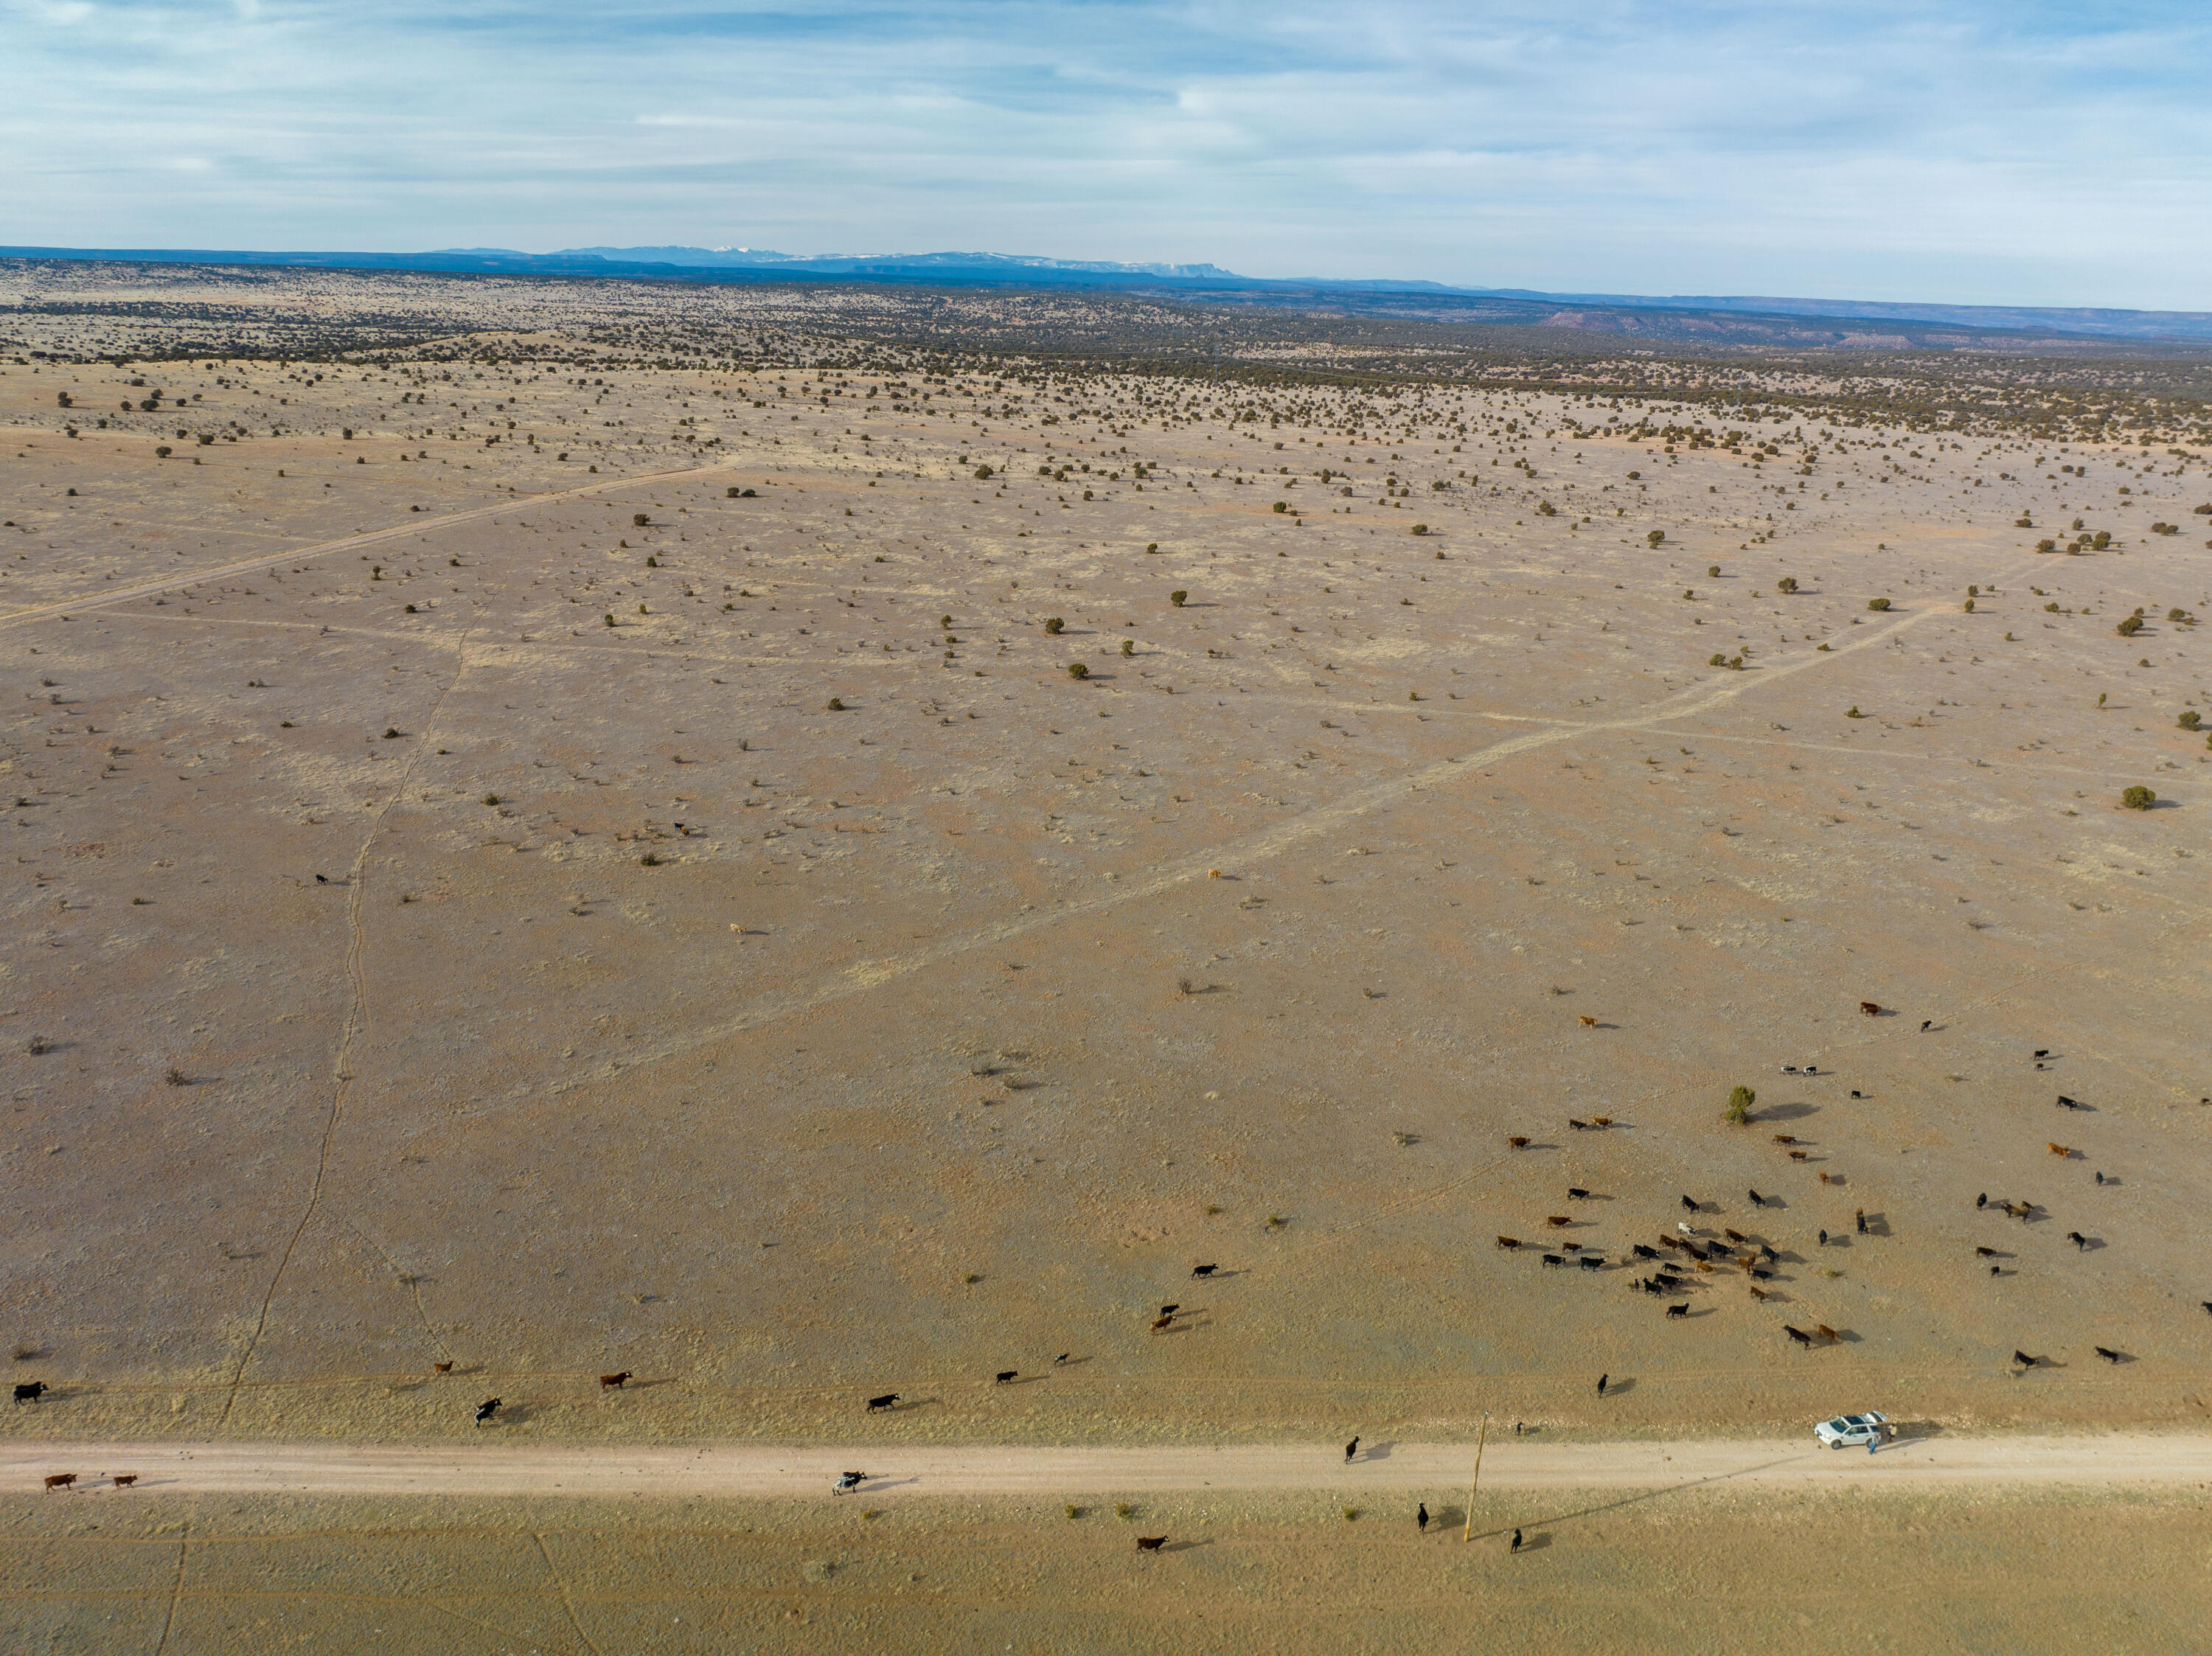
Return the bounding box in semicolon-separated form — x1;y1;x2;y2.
7;242;2211;344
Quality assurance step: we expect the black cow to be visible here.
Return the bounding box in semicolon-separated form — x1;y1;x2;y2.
1680;1194;1699;1213
1577;1255;1603;1271
1540;1253;1565;1268
2067;1231;2088;1250
2012;1351;2037;1368
866;1393;901;1411
1747;1189;1766;1208
1632;1244;1659;1261
1567;1188;1591;1200
13;1382;46;1405
473;1398;501;1426
1784;1326;1813;1348
1136;1536;1167;1551
995;1371;1018;1384
1665;1303;1689;1318
1191;1264;1218;1278
2094;1346;2123;1364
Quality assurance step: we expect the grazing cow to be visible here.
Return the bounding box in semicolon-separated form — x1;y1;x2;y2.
1568;1119;1592;1132
2094;1346;2122;1364
1772;1135;1797;1147
1921;1020;1932;1032
1055;1354;1071;1365
834;1472;867;1493
1136;1536;1168;1551
1579;1016;1596;1027
432;1361;453;1375
1680;1194;1699;1213
1976;1246;1998;1259
1724;1228;1747;1244
1665;1303;1689;1319
2013;1351;2037;1368
1977;1193;1988;1208
474;1398;501;1426
1632;1245;1660;1261
1541;1253;1566;1268
1819;1171;1834;1186
1160;1304;1180;1317
2048;1144;2072;1158
1495;1236;1523;1250
1749;1286;1770;1302
1784;1326;1814;1348
867;1393;901;1411
1751;1267;1774;1281
1545;1216;1573;1228
1790;1150;1809;1162
1150;1314;1175;1332
1578;1255;1604;1272
1860;1001;1882;1017
111;1474;137;1489
1192;1264;1218;1278
1760;1245;1779;1262
1561;1242;1583;1253
1684;1243;1706;1262
1591;1117;1613;1128
2067;1232;2088;1251
1676;1222;1694;1238
598;1371;631;1389
2057;1096;2082;1110
1707;1242;1732;1259
1747;1190;1765;1208
995;1371;1018;1385
1567;1188;1591;1200
43;1474;77;1492
1508;1136;1530;1149
2034;1049;2049;1058
2095;1172;2104;1186
13;1382;46;1405
1816;1323;1838;1343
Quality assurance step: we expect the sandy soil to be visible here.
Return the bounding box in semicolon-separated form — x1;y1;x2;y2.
3;283;2212;1645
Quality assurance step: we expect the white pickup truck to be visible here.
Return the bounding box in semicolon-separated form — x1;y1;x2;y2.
1814;1411;1891;1448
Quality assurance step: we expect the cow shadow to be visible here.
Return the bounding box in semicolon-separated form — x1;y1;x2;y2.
1158;1539;1212;1554
1830;1328;1863;1345
1863;1214;1891;1236
2095;1349;2135;1365
1600;1377;1637;1396
631;1376;680;1391
2073;1236;2107;1253
998;1374;1051;1388
1514;1531;1557;1552
1360;1441;1397;1462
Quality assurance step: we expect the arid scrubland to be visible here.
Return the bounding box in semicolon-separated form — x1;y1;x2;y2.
3;262;2211;1650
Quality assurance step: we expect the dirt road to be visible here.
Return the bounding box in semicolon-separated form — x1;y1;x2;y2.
10;1434;2210;1500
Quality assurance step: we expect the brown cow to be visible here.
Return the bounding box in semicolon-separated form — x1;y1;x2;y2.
1748;1285;1770;1302
1136;1536;1167;1551
111;1474;137;1489
1790;1149;1809;1161
1591;1117;1614;1128
1495;1236;1523;1250
1507;1135;1530;1150
1816;1323;1839;1343
432;1361;453;1375
2048;1143;2073;1158
599;1371;632;1389
43;1473;77;1492
1772;1135;1798;1146
1860;1001;1882;1017
1150;1313;1175;1332
1578;1015;1596;1027
1545;1215;1573;1227
1818;1169;1834;1184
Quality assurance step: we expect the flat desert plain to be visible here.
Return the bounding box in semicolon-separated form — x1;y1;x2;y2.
3;306;2212;1650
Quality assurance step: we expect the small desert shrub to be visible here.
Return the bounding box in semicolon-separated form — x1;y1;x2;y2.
633;513;650;526
639;852;659;866
964;1272;982;1284
1867;597;1891;612
1169;590;1188;608
1120;638;1135;657
1043;616;1064;634
1967;584;1980;596
1146;542;1158;553
1343;1507;1360;1522
1067;662;1088;679
155;445;172;459
1646;529;1665;546
1962;598;1975;612
1845;706;1864;719
974;464;994;479
2115;615;2143;637
1777;576;1798;593
1411;523;1428;535
481;793;500;806
2093;531;2112;549
1707;564;1720;577
2015;516;2034;528
2179;711;2202;731
1115;1503;1135;1520
1273;500;1287;514
827;697;846;710
1709;653;1728;667
2168;609;2192;624
1725;1085;1756;1125
165;1067;189;1088
26;1035;52;1055
2121;785;2156;810
383;727;402;740
2035;539;2056;554
1066;1504;1082;1520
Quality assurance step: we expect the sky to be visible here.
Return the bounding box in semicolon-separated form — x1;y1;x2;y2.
4;1;2210;308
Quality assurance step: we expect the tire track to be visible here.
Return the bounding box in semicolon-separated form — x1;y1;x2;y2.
217;630;471;1422
550;584;1995;1098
